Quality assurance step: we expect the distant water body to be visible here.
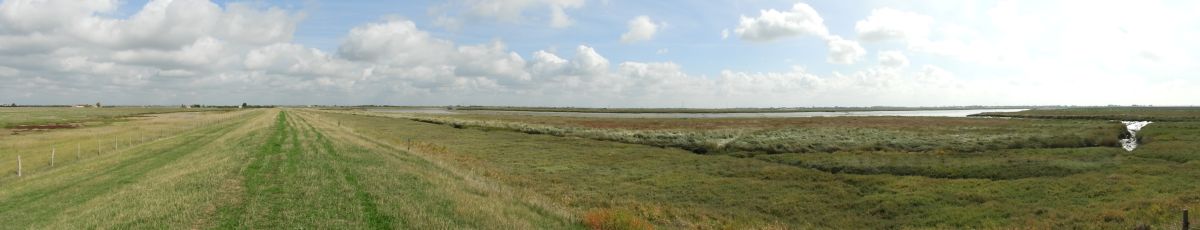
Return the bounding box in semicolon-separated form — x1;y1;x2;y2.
376;108;1028;118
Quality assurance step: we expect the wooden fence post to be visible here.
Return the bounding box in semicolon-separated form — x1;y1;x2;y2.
51;147;55;167
16;155;21;177
1184;209;1190;230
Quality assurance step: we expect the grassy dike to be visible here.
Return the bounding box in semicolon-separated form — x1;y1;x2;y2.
0;109;578;228
216;110;577;229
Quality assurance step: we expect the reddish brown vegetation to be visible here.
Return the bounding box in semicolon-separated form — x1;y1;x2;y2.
8;123;81;133
583;208;654;230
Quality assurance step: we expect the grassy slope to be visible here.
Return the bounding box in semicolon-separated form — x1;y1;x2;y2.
0;109;575;228
317;110;1200;229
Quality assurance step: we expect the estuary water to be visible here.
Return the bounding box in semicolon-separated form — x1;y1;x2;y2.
1120;121;1153;151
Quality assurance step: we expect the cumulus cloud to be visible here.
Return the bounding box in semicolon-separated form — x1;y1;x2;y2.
620;16;662;43
3;0;1190;106
734;3;828;42
432;0;585;29
0;0;960;106
877;51;909;68
733;3;865;65
337;20;455;66
571;45;610;76
826;36;866;65
855;8;933;42
718;67;823;96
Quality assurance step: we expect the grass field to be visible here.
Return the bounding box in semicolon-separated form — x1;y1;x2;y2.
451;106;1031;114
392;113;1125;154
0;107;212;128
974;107;1200;121
1;107;1199;229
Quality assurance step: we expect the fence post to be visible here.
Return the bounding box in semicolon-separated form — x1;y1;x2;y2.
16;155;21;177
51;147;55;167
1184;209;1190;230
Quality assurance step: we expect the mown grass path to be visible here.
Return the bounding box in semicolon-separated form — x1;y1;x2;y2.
216;110;574;229
218;111;372;228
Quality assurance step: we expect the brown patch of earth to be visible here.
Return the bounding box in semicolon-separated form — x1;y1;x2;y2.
8;123;81;134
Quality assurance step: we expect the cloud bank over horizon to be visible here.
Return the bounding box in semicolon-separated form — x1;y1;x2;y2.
0;0;1196;107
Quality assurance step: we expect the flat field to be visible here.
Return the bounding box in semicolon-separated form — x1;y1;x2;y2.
1;107;1198;229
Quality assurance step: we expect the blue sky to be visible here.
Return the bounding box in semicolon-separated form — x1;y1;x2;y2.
111;0;882;75
1;0;1197;106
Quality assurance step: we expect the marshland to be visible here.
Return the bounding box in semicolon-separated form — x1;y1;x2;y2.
4;106;1196;229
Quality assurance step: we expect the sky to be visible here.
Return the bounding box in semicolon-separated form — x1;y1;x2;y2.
0;0;1198;107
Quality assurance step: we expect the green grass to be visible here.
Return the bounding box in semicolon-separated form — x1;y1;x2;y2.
317;109;1200;229
0;107;217;128
3;106;1200;229
449;105;1028;113
392;113;1124;154
0;109;577;229
974;107;1200;121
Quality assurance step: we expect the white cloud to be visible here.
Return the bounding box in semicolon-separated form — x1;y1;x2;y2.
548;4;574;28
855;8;933;42
244;43;353;77
826;36;865;64
454;41;530;82
717;67;823;96
112;36;229;68
878;51;909;68
337;20;455;66
1;0;1196;106
433;0;585;29
571;45;609;76
0;0;119;34
620;16;662;43
528;50;569;77
734;3;828;42
0;65;17;77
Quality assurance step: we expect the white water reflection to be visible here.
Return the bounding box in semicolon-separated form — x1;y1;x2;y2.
378;109;1028;118
1120;121;1152;151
